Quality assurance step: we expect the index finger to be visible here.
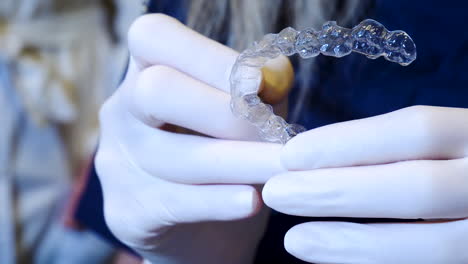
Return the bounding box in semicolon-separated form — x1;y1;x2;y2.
118;125;285;184
128;14;236;92
127;13;293;101
282;106;468;170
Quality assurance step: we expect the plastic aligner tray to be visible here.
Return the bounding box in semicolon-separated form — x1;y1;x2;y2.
230;19;416;144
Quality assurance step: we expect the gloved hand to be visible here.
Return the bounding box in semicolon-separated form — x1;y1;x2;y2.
95;14;293;264
263;105;468;264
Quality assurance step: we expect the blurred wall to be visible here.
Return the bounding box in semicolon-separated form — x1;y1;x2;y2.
0;1;142;263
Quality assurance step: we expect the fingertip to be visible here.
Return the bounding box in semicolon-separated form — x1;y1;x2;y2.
128;14;186;69
231;185;263;219
172;184;264;223
284;222;353;263
261;178;273;207
261;173;287;209
284;224;307;259
281;129;326;171
259;55;294;104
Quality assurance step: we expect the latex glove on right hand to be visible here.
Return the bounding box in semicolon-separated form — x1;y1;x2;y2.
96;14;293;264
263;105;468;264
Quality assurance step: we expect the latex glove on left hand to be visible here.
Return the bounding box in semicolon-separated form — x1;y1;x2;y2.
96;14;294;264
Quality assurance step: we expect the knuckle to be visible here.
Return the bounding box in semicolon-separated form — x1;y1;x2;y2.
130;13;181;34
405;105;435;127
137;65;177;96
102;190;175;249
128;13;181;52
280;140;299;170
134;65;178;118
406;104;431;115
404;105;438;141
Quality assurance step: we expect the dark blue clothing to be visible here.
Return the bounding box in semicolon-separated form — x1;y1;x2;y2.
296;1;468;129
76;1;468;263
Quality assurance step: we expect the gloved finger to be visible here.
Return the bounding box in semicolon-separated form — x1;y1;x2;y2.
282;106;468;170
283;219;468;264
128;65;258;140
263;158;468;219
98;80;284;185
106;181;262;227
99;165;264;244
128;13;237;92
114;124;284;184
127;13;293;104
162;183;262;223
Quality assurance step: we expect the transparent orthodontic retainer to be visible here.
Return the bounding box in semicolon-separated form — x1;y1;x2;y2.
230;19;417;144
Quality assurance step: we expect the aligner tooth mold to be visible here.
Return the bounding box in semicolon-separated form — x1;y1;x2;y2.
230;19;416;144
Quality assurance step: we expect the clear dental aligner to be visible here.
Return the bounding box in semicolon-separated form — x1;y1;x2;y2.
230;19;417;144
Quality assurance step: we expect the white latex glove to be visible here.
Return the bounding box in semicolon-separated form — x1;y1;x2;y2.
95;14;293;264
263;105;468;264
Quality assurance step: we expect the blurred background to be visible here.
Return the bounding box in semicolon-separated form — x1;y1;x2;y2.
0;0;144;263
